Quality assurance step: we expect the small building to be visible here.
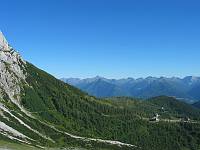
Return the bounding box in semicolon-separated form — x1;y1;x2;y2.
149;113;160;122
181;117;190;122
161;107;164;111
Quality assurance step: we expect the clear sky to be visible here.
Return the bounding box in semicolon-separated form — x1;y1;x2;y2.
1;0;200;79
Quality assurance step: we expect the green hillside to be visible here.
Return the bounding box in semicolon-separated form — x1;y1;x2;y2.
147;96;200;120
16;63;200;150
105;96;200;120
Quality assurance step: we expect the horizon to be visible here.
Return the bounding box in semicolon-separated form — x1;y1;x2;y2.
1;0;200;79
61;75;200;80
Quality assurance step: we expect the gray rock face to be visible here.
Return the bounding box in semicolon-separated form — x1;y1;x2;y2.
0;33;27;109
0;31;9;50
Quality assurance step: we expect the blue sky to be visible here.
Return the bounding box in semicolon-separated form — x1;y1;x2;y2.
1;0;200;79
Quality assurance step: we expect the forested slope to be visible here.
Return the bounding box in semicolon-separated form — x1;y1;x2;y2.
19;63;200;150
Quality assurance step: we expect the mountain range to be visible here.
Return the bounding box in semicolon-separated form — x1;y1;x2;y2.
193;101;200;108
61;76;200;103
0;32;200;150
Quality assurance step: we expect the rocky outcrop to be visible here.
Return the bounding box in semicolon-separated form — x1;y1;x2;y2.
0;32;26;110
0;31;9;50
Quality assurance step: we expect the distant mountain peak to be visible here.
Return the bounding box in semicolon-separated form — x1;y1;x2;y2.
183;76;200;84
184;76;199;80
94;75;104;79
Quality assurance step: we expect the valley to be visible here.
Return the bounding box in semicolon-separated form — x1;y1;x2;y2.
0;32;199;150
